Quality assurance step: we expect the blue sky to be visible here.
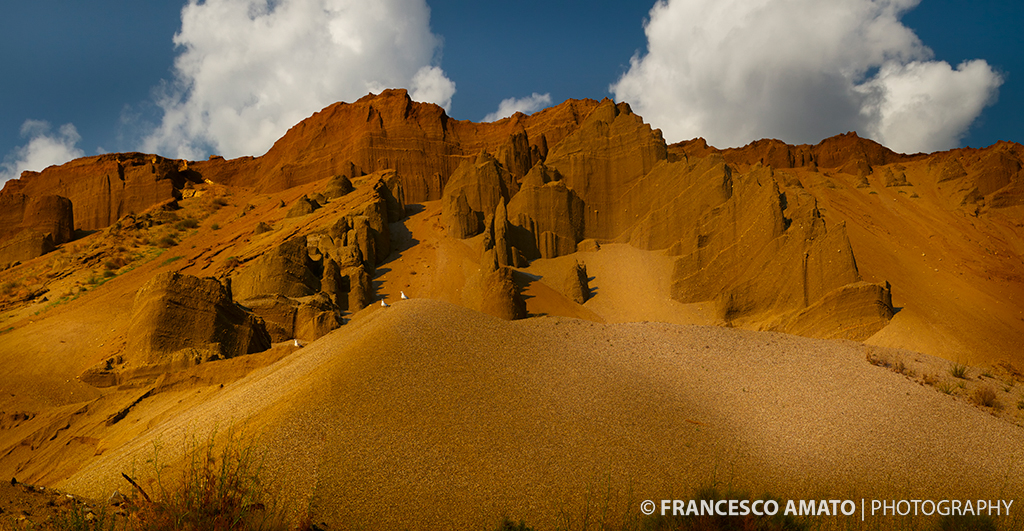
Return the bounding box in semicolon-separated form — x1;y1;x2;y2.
1;0;1021;182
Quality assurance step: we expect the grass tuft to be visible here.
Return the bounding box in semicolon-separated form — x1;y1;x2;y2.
972;386;999;408
949;362;969;380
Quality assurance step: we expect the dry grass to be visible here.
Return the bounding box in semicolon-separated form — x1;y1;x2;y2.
971;386;999;409
866;348;915;377
120;429;289;531
156;235;177;249
174;218;200;231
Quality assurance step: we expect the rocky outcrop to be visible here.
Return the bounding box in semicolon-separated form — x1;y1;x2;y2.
82;272;271;384
925;142;1024;208
232;238;321;300
506;178;585;259
562;262;591;304
232;236;348;339
22;195;74;245
242;293;343;342
763;281;894;340
325;174;354;199
321;257;372;312
695;133;1024;212
481;199;529;268
543;99;668;240
188;90;602;201
0;231;56;270
0;194;74;267
658;164;892;337
0;153;200;231
715;132;917;171
241;295;300;342
9;91;1021;355
473;254;527;320
286;195;322;218
416;98;896;335
440;152;516;238
443;191;480;239
373;169;406;222
559;140;892;338
231;172;402;336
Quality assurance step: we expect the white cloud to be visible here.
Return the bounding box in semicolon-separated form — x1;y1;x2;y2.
856;60;1002;153
141;0;455;160
410;66;457;112
1;120;85;182
611;0;1003;153
483;93;553;122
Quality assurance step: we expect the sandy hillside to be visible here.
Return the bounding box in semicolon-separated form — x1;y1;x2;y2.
1;92;1023;529
54;299;1024;529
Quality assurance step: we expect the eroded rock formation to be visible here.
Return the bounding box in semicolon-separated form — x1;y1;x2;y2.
0;194;74;268
80;272;271;386
1;153;200;231
4;89;1021;350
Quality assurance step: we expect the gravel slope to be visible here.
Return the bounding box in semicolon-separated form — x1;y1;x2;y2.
60;299;1024;529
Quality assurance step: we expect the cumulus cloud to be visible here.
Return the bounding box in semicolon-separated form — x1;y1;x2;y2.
410;66;457;113
142;0;455;160
483;93;553;122
1;120;85;182
611;0;1003;153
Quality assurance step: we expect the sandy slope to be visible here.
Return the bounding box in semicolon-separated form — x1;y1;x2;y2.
1;167;1022;529
526;243;719;326
785;167;1024;365
59;299;1024;529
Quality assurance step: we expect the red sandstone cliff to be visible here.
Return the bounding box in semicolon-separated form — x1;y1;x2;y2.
1;89;1022;359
